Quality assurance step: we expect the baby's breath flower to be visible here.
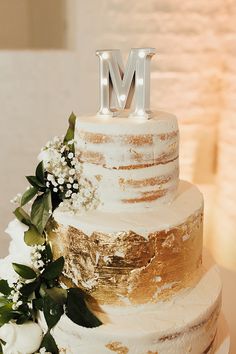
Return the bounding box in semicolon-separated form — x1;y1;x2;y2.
52;180;58;187
47;174;53;181
69;169;76;176
58;177;64;185
38;135;99;214
69;177;74;184
65;190;72;198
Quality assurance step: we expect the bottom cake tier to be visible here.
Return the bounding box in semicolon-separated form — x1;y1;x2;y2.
38;264;222;354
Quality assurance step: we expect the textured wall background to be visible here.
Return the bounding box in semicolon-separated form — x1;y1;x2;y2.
0;1;235;351
0;0;236;270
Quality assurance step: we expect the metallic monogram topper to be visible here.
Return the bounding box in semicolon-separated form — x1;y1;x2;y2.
96;48;156;119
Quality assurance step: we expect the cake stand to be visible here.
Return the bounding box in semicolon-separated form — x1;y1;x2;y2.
215;313;230;353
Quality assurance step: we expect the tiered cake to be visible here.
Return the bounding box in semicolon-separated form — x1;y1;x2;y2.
48;111;221;354
0;48;222;354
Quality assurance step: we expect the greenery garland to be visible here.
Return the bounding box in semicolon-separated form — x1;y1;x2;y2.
0;113;102;354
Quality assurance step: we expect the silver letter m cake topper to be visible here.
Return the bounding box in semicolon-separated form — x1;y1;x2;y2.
96;48;156;119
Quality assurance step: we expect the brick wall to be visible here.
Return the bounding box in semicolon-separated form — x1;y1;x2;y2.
65;0;236;267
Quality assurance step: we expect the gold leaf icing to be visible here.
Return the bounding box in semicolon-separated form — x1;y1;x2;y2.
106;342;129;354
49;209;203;306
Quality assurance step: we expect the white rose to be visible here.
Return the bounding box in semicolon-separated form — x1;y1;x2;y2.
0;219;32;283
6;219;32;265
38;149;61;166
0;321;43;354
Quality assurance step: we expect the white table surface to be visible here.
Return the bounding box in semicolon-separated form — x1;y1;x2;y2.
0;239;235;353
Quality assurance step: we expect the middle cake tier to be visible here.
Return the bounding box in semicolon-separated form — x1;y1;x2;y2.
50;181;203;306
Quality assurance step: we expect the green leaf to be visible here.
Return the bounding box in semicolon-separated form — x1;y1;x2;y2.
36;161;45;184
43;296;64;330
39;283;47;298
63;112;76;145
15;304;32;324
51;192;62;213
66;288;102;328
40;332;59;354
31;191;52;234
45;288;67;306
13;207;31;226
0;341;3;354
21;187;38;207
0;297;10;308
42;257;64;281
12;263;37;280
0;280;11;296
45;243;53;262
0;303;14;326
33;298;43;311
24;225;45;246
26;176;45;189
20;279;39;297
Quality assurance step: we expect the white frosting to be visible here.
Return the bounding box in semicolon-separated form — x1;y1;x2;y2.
0;322;43;354
76;111;178;135
76;113;179;169
75;111;179;211
54;180;203;238
38;264;221;354
82;159;179;211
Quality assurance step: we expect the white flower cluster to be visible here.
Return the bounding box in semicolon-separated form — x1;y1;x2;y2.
39;136;99;212
31;245;46;271
59;177;99;213
6;245;47;310
8;282;23;310
39;136;81;195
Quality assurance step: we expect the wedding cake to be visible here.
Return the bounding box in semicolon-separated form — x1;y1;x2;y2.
0;48;222;354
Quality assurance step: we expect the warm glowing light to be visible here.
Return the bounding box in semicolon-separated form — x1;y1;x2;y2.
137;78;144;85
102;108;109;114
102;52;109;60
138;51;145;58
102;78;108;85
137;109;144;116
120;94;126;102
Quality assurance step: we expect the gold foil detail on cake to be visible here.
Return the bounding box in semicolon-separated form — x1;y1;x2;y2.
79;131;112;144
49;209;203;306
95;174;102;182
106;342;129;354
159;131;178;141
79;130;178;146
80;151;105;165
122;189;168;203
123;134;153;146
113;155;178;170
119;175;171;189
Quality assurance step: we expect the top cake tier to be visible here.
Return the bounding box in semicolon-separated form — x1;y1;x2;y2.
75;111;179;211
